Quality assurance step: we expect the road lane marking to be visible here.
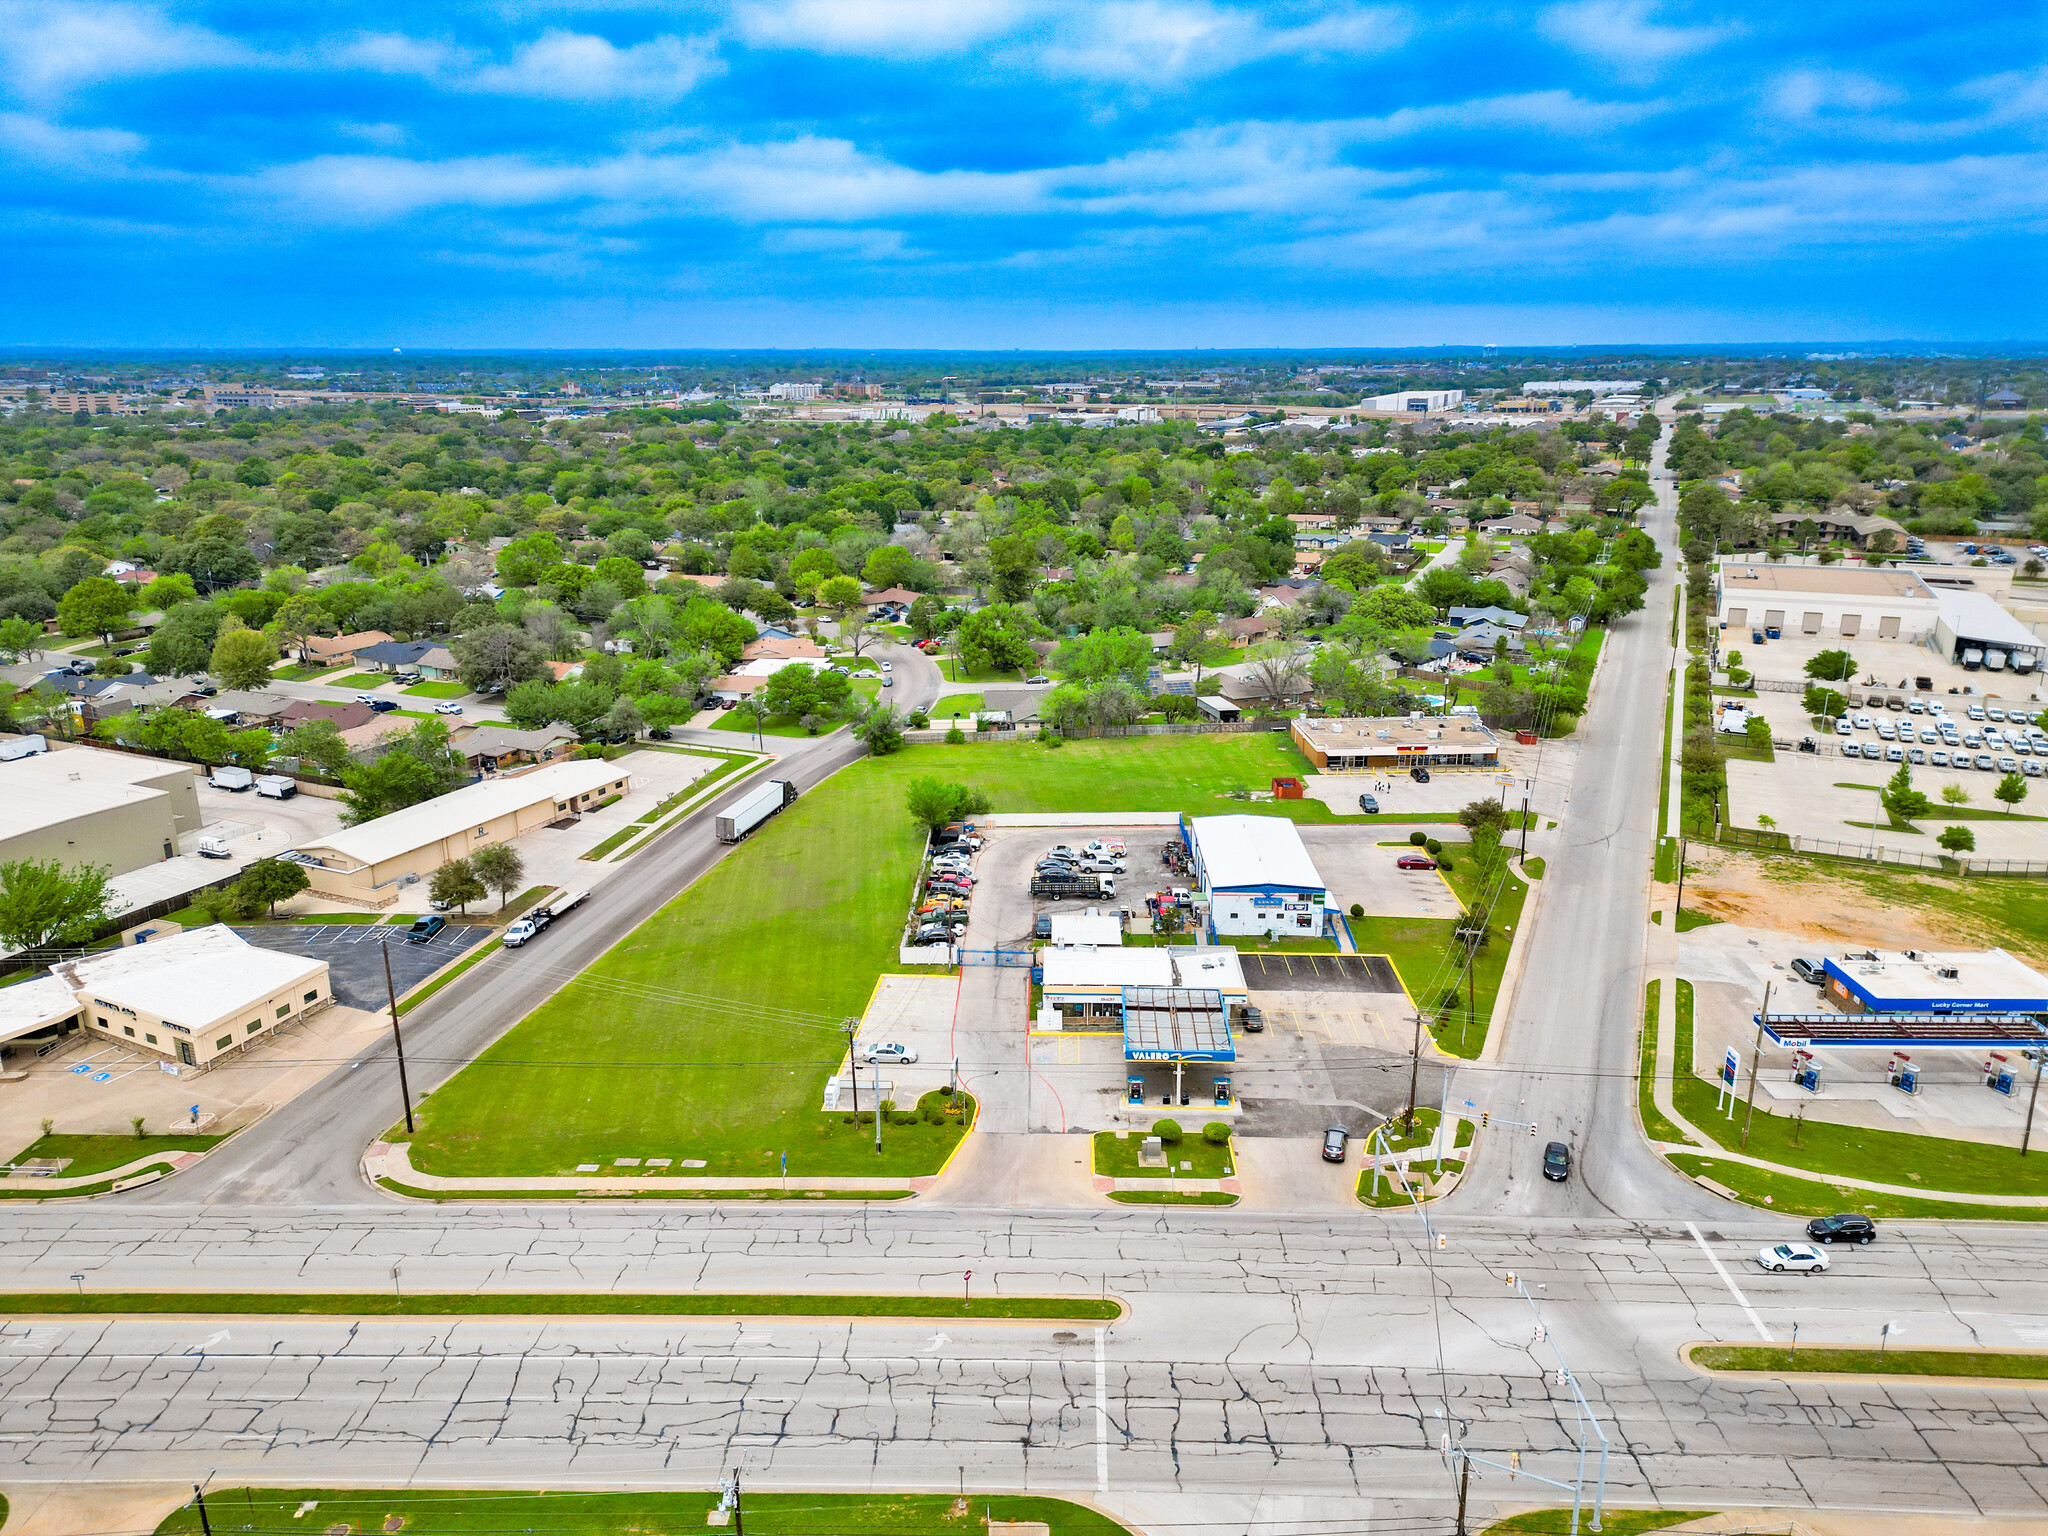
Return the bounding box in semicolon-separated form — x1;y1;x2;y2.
1094;1326;1109;1493
1686;1221;1772;1342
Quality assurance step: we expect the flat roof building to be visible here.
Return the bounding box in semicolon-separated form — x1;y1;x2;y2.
295;759;631;904
1186;815;1327;938
1933;589;2043;674
1048;912;1123;947
0;745;201;875
1040;945;1250;1024
39;926;331;1069
1716;561;1942;642
1290;715;1500;773
1821;948;2048;1016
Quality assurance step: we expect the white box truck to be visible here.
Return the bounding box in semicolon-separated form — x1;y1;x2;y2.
208;765;254;791
715;780;798;843
254;774;297;799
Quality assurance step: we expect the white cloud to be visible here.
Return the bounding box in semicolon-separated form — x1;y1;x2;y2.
1538;1;1725;74
336;121;411;148
734;0;1026;58
1771;69;1901;120
468;29;722;100
764;227;921;260
0;1;247;95
1346;89;1664;140
0;111;145;167
331;32;463;77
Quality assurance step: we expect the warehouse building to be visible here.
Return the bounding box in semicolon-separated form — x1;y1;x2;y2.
0;926;331;1070
1290;714;1501;773
1362;389;1463;413
1821;948;2048;1016
293;759;632;903
1184;815;1327;937
1932;589;2044;674
1715;563;1939;640
0;745;201;875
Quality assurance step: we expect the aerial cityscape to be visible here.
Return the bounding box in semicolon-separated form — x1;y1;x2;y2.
3;5;2048;1536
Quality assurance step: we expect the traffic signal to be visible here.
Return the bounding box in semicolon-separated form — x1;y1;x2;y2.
1529;1121;1537;1136
1481;1111;1489;1127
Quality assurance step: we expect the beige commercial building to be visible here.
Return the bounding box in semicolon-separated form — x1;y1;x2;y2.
0;745;202;874
1290;715;1501;773
294;758;632;903
1715;563;1939;640
0;925;332;1070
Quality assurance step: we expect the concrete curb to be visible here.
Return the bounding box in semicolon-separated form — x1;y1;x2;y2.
1680;1339;2048;1391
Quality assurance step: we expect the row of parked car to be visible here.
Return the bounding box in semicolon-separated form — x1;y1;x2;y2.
1835;704;2048;774
912;825;983;946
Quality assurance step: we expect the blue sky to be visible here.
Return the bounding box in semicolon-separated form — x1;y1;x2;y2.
2;1;2043;348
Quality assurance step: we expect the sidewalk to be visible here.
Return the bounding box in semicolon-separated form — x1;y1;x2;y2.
367;1141;937;1195
1;1148;204;1193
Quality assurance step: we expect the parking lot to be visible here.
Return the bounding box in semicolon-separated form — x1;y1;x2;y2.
232;921;493;1010
1298;826;1465;919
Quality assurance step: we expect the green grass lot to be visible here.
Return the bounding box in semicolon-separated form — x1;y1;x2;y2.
155;1491;1130;1536
1667;1150;2048;1220
403;679;468;698
1522;855;1545;879
272;662;346;682
410;735;1379;1178
329;670;391;688
1092;1129;1233;1178
1637;981;1694;1146
931;692;986;718
1485;1511;1709;1536
850;676;882;702
4;1133;223;1177
1108;1189;1238;1205
711;708;831;738
9;1291;1117;1321
1692;1344;2048;1380
936;657;1030;684
1674;907;1722;932
1348;856;1529;1059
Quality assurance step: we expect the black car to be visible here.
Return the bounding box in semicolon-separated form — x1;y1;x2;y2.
1358;793;1380;813
367;699;399;713
1542;1141;1571;1182
1238;1005;1265;1033
1033;914;1052;939
1806;1213;1876;1245
1321;1127;1348;1163
1410;766;1431;783
1790;957;1824;985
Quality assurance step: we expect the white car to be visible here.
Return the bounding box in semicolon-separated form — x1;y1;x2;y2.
434;701;464;715
1755;1242;1829;1274
861;1042;919;1065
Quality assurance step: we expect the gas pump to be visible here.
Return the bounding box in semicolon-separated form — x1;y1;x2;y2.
1890;1051;1918;1094
1792;1049;1820;1093
1213;1075;1232;1108
1986;1052;2016;1095
1127;1077;1145;1106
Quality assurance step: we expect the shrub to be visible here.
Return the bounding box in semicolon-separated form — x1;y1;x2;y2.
1424;838;1443;855
945;725;965;744
1201;1122;1230;1145
893;1112;918;1126
1349;902;1364;918
1437;854;1455;872
1153;1118;1184;1144
908;711;930;728
1409;831;1428;847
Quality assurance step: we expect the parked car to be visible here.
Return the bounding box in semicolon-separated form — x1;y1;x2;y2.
1755;1242;1829;1274
1359;793;1380;813
1027;675;1050;685
1034;913;1053;939
862;1041;919;1065
1790;957;1824;985
434;701;464;715
1238;1005;1265;1033
406;915;446;944
1321;1127;1349;1163
913;925;956;945
1805;1213;1877;1245
1410;767;1431;783
367;699;399;713
355;692;382;705
1397;854;1438;870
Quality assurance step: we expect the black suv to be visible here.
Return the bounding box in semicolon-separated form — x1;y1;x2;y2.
1805;1213;1876;1245
1542;1141;1571;1182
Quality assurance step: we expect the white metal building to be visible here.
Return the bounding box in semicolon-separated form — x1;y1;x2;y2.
1932;589;2044;674
1185;815;1328;938
1362;389;1464;413
1715;563;1940;640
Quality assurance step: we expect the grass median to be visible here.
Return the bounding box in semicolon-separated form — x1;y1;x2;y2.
1093;1128;1232;1179
1691;1343;2048;1381
155;1491;1131;1536
1486;1511;1708;1536
4;1290;1121;1320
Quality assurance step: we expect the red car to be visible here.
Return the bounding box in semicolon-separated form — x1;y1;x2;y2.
1396;854;1438;871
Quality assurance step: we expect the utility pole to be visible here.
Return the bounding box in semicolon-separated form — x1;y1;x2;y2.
1405;1010;1424;1134
382;942;414;1135
1453;1446;1471;1536
732;1472;745;1536
844;1018;860;1119
2024;1036;2046;1156
873;1062;883;1152
1673;834;1687;916
192;1478;215;1536
1741;980;1770;1150
1519;780;1532;858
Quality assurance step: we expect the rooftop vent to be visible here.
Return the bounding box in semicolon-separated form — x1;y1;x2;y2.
1938;966;1960;980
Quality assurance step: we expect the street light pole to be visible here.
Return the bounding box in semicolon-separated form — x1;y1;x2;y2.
2024;1037;2046;1156
1742;981;1770;1150
381;942;414;1135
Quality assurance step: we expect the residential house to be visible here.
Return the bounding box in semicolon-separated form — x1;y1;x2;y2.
740;633;828;665
450;725;578;772
1480;513;1544;537
200;689;295;726
1447;606;1529;630
1290;549;1326;577
277;699;375;734
1769;508;1909;549
1146;630;1176;658
1367;530;1413;554
544;658;585;683
355;639;437;675
415;645;459;682
981;689;1040;725
301;629;392;666
708;674;770;706
861;586;921;621
1221;614;1275;646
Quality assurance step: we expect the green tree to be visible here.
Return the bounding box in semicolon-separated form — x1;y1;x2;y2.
276;717;351;780
1939;824;1976;855
0;616;46;663
1879;761;1931;824
139;573;199;612
1052;625;1153;689
852;700;904;755
1942;782;1971;807
1997;771;2029;815
470;841;526;912
57;576;134;644
0;859;114;951
452;623;551;695
430;856;487;915
904;775;994;830
210;624;279;690
955;604;1038;675
233;857;310;917
787;547;842;599
146;600;225;677
1804;649;1856;682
